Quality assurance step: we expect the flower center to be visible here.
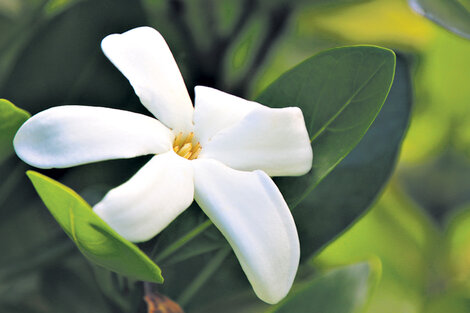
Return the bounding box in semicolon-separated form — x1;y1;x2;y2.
173;132;201;160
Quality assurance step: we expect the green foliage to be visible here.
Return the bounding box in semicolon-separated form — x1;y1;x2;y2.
268;262;380;313
0;1;429;312
26;171;163;284
257;45;396;206
0;99;29;163
409;0;470;39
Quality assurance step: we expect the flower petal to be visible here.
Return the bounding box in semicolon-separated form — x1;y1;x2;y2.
14;105;173;169
193;86;259;144
101;26;194;132
192;159;299;304
94;151;194;242
199;106;313;176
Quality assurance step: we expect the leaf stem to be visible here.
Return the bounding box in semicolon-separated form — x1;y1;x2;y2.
153;219;213;263
177;247;231;307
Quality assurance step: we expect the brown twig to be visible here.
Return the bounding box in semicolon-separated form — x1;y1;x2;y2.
144;282;185;313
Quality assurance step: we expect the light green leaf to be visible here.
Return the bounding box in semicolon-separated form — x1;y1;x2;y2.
26;171;163;283
0;99;29;162
268;261;380;313
257;46;396;207
409;0;470;39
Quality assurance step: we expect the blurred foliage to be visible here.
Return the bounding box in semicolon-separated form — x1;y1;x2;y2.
313;182;470;313
268;261;381;313
409;0;470;39
1;0;470;312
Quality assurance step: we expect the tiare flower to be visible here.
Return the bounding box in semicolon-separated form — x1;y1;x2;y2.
14;27;313;304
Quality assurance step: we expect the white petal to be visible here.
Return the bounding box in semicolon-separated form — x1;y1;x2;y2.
101;26;194;132
193;159;299;304
14;105;173;169
193;86;260;145
94;151;194;242
199;106;313;176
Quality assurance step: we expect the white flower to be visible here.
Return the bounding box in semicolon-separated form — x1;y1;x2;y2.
13;27;312;304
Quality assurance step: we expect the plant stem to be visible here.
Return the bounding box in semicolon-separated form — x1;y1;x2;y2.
153;219;213;262
0;162;25;209
232;3;292;95
143;281;154;296
177;247;231;307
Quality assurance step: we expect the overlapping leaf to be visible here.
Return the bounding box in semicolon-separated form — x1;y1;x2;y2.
257;45;396;206
294;54;412;260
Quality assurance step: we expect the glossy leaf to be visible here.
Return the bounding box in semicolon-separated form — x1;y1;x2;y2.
409;0;470;39
269;262;380;313
294;54;412;260
0;99;29;162
27;171;163;283
257;46;396;206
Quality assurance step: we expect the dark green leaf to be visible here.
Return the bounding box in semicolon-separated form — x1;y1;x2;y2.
27;171;163;283
269;262;379;313
257;46;396;206
0;99;29;162
409;0;470;39
295;54;412;260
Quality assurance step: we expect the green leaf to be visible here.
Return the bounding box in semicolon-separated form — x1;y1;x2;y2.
0;99;29;162
257;45;396;207
268;262;380;313
26;170;163;283
293;54;412;260
409;0;470;39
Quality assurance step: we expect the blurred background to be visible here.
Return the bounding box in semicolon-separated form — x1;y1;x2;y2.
1;0;470;312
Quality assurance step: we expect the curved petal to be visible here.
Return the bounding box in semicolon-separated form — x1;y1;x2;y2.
94;151;194;242
192;159;299;304
14;105;173;169
199;106;313;177
193;86;259;145
101;27;194;132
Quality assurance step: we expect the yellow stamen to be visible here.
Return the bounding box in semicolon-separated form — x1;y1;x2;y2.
177;143;192;157
186;132;194;143
173;132;184;147
172;132;202;160
189;146;201;160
